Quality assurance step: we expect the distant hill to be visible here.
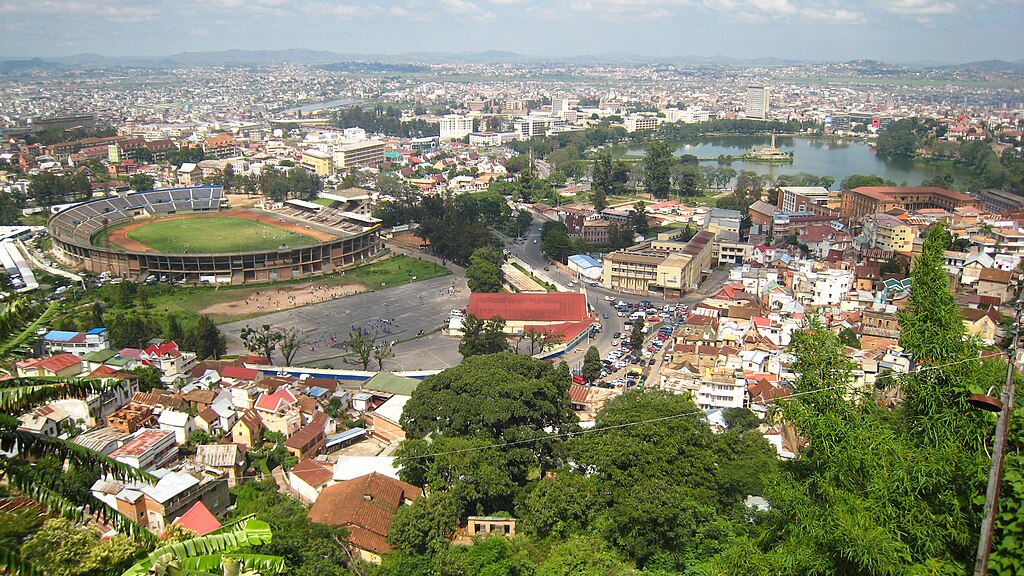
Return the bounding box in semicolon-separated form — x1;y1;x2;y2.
943;59;1024;74
1;49;1021;72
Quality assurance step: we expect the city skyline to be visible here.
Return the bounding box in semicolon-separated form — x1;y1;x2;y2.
0;0;1022;64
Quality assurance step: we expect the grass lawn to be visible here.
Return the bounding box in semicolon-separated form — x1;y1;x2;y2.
344;255;450;289
125;217;320;253
313;197;335;207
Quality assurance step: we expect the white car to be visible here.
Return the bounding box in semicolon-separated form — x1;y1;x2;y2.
611;340;619;347
604;296;615;301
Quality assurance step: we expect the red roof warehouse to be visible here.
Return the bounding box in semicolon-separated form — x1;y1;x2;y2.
467;292;589;324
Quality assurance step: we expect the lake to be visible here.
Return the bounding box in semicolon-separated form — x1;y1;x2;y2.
625;135;965;188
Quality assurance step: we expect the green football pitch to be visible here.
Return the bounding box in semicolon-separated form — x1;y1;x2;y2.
125;216;321;253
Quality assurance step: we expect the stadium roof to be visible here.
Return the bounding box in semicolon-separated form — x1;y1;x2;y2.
286;199;323;211
468;292;589;323
568;254;601;269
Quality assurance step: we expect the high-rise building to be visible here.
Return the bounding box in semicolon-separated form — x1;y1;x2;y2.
551;98;571;119
439;114;474;140
745;85;769;120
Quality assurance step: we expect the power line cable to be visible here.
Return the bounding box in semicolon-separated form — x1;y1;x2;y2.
208;352;995;480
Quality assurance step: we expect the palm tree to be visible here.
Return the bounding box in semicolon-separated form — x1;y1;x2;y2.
0;296;287;575
121;516;283;576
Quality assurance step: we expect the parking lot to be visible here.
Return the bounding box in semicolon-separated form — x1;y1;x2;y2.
590;299;687;389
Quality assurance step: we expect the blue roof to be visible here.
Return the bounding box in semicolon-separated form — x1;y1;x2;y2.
325;428;366;446
568;254;601;269
307;386;329;398
86;328;107;335
44;330;79;342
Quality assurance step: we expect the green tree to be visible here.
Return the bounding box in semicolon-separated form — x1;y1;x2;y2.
877;118;924;157
345;329;375;371
837;327;861;348
164;314;184;343
880;258;904;276
374;338;395;370
466;247;504;293
400;352;576;442
127;173;155;192
721;407;760;433
643;140;673;199
20;518;140;576
128;365;163;393
709;314;1002;575
675;166;703;197
182;315;226;360
629;201;649;237
0;191;23;225
582;345;602;383
629;318;644;354
277;326;304;366
840;174;897;190
239;324;284;364
386;492;461;555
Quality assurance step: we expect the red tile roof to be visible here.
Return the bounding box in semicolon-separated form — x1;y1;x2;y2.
290;458;334;488
521;319;594;343
467;293;588;323
568;384;589;404
220;365;259;381
173;501;221;536
255;388;297;413
143;341;181;358
37;353;83;373
89;365;134;379
307;472;422;555
284;412;327;450
110;430;175;457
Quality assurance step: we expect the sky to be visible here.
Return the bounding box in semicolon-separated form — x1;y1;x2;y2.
0;0;1022;64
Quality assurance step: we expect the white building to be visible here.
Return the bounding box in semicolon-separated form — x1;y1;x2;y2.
696;374;746;410
745;85;769;120
663;107;710;124
439;115;474;140
624;115;660;133
514;114;566;138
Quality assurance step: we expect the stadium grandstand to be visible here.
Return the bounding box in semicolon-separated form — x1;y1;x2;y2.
48;187;382;285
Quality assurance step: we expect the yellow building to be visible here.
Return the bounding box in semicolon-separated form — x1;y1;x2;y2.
866;213;916;254
301;149;334;176
603;231;715;296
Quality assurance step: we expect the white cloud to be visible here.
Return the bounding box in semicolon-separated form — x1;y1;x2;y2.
881;0;959;15
701;0;866;23
438;0;496;21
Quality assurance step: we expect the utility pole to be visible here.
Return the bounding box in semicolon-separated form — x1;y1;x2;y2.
973;288;1022;576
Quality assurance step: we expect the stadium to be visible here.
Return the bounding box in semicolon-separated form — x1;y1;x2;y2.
49;186;383;284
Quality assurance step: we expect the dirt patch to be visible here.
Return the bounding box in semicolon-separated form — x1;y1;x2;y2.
198;282;368;317
390;232;427;249
105;209;338;252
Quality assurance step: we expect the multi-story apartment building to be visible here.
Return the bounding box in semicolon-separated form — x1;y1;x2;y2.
862;212;917;253
439;115;474;140
603;231;715;296
332;140;385;170
623;115;659;132
514;115;566;138
301;149;334;176
745;85;769;120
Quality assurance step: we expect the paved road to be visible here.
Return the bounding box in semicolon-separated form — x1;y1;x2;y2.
221;273;468;370
501;216;711;363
